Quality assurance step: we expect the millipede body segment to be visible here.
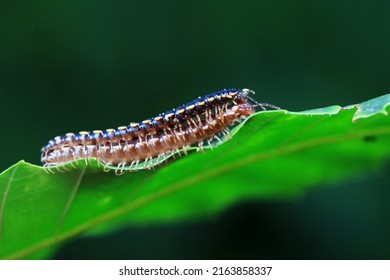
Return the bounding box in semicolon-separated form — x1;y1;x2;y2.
41;88;278;175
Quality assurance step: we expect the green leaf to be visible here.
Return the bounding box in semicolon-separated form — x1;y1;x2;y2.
1;94;389;259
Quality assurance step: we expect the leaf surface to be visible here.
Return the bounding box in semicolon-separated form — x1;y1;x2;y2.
0;94;389;259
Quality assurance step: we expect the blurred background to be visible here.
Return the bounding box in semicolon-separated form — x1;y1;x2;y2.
1;0;389;259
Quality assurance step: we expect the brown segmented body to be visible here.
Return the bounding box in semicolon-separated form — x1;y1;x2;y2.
41;88;278;175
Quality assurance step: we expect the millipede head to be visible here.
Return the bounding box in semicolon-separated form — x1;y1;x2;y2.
232;88;255;104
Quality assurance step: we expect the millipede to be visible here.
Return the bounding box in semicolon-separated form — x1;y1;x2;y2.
41;88;279;175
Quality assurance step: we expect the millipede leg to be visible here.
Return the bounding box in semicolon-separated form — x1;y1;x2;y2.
134;160;140;171
143;156;150;169
55;165;66;173
62;163;70;172
149;157;156;170
103;162;113;173
206;138;213;149
115;162;126;176
182;145;189;155
161;152;168;164
156;153;162;164
213;134;222;143
129;160;136;171
69;161;77;170
144;156;154;170
114;164;121;176
222;128;232;140
43;164;52;174
197;142;204;153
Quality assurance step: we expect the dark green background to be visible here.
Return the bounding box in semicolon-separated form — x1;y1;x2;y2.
1;0;389;259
